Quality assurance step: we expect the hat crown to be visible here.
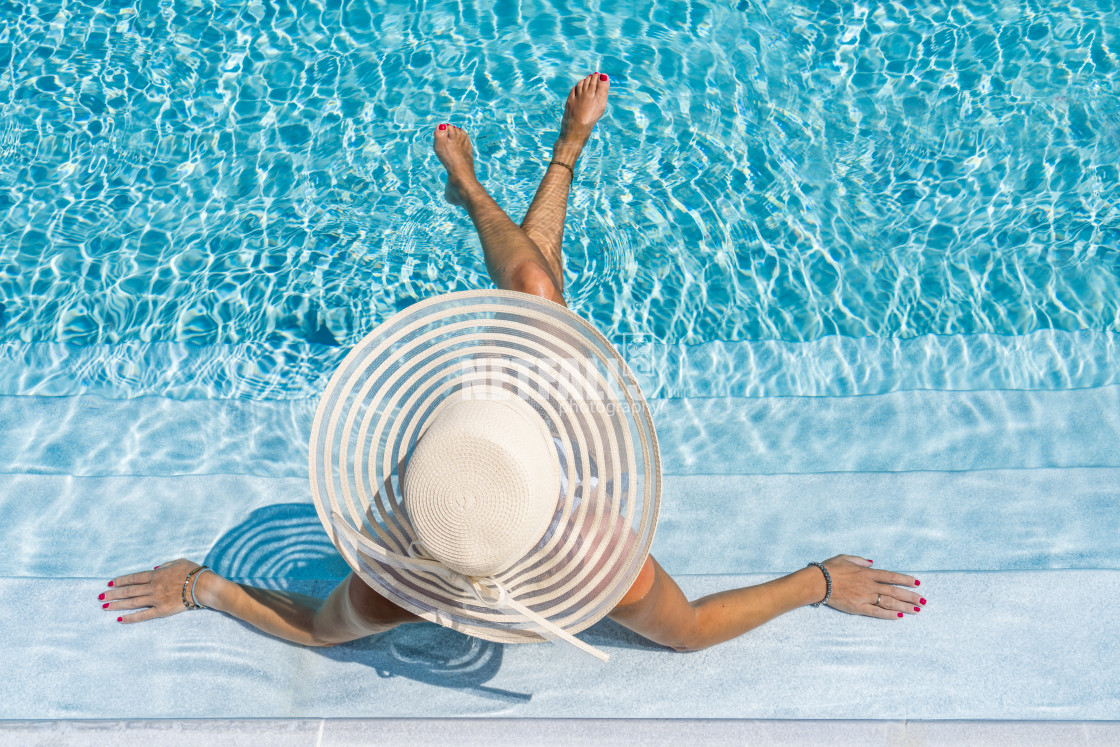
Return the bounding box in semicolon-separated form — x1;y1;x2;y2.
403;396;561;577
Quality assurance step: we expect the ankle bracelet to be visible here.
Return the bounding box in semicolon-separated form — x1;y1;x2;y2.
549;160;575;177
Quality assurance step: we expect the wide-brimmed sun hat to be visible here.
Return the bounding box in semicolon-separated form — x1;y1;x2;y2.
309;290;660;662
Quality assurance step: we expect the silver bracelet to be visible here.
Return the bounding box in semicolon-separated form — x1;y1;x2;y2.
807;562;832;607
181;565;210;610
191;566;213;609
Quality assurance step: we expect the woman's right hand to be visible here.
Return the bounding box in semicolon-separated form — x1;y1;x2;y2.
99;558;210;624
820;554;926;618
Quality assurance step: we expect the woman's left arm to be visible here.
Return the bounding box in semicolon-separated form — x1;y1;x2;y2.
101;559;404;646
609;554;924;652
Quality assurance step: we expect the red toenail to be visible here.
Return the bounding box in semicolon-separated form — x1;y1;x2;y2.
107;581;113;587
600;74;608;81
897;612;903;618
98;593;105;600
438;124;447;130
102;603;109;609
117;617;123;622
920;598;926;605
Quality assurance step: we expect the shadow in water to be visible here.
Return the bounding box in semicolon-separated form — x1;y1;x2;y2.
204;502;668;703
320;624;529;703
205;502;351;581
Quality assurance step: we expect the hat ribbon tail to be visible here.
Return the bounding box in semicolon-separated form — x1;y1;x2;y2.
331;513;610;663
465;576;610;664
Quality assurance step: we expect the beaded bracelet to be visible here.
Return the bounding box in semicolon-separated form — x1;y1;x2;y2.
549;160;575;178
181;565;210;611
807;562;832;607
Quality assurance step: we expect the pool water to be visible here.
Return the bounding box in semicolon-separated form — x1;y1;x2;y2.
1;0;1117;349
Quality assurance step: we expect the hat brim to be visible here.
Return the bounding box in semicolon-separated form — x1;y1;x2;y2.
310;290;660;645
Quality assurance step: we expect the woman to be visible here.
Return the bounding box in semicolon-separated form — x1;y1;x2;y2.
100;73;925;656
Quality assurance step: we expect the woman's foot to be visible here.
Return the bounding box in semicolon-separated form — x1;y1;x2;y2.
553;72;611;167
433;124;478;207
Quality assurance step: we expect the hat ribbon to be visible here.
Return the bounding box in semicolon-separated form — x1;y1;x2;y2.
331;513;610;663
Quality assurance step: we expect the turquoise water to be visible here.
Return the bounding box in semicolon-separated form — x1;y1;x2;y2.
1;0;1117;346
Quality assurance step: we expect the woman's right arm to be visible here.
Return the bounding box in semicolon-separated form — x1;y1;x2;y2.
102;559;416;646
608;555;924;652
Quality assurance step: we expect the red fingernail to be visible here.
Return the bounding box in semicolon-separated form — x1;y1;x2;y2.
154;566;159;570
438;123;447;130
920;598;926;605
868;559;873;565
107;581;114;587
897;612;903;618
914;580;920;586
600;73;608;81
102;603;109;609
116;617;123;622
98;593;105;601
914;606;920;612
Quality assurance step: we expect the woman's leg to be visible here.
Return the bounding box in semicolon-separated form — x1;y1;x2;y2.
432;73;610;305
520;72;611;293
434;124;566;306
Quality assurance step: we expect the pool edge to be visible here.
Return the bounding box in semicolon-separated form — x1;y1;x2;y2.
1;718;1118;745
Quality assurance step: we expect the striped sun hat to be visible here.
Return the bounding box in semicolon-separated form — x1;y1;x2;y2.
309;290;660;662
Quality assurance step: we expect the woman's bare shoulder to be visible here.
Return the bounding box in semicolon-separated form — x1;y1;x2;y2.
606;555;697;651
613;554;656;609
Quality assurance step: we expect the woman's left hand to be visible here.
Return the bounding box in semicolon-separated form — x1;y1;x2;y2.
821;554;926;618
99;558;209;623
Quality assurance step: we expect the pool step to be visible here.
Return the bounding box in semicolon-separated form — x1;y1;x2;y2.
627;329;1120;399
0;395;313;478
652;387;1120;474
3;384;1120;477
3;329;1118;400
2;571;1116;720
2;468;1117;578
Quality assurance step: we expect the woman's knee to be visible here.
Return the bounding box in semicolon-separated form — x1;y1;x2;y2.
506;260;563;304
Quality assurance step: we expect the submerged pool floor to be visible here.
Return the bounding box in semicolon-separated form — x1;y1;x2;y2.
2;334;1118;719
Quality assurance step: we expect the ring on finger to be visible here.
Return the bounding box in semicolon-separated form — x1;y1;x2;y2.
875;593;882;607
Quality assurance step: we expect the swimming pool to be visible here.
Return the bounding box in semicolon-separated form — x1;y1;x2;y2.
1;0;1119;724
2;0;1117;347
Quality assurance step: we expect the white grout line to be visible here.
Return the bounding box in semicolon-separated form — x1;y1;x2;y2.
316;718;325;747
